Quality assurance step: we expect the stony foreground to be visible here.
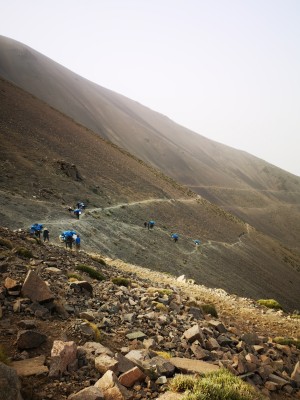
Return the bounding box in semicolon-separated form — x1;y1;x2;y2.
0;226;299;400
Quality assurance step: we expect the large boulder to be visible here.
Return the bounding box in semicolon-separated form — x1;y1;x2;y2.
0;361;23;400
21;270;54;302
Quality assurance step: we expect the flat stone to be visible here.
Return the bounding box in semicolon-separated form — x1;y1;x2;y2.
44;267;62;274
268;373;289;387
68;386;104;400
126;331;147;340
17;320;37;329
169;357;219;374
11;355;48;376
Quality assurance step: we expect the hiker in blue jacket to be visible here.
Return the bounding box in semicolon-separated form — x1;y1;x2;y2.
74;209;81;219
75;234;81;251
171;233;179;242
31;223;43;239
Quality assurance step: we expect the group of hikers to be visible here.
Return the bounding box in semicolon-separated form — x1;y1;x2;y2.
143;220;201;248
29;201;85;251
30;223;81;251
59;230;81;251
30;223;49;242
68;202;86;219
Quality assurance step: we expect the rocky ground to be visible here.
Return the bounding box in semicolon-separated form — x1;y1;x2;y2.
0;226;300;400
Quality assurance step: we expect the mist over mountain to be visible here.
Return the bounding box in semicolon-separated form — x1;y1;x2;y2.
0;35;300;312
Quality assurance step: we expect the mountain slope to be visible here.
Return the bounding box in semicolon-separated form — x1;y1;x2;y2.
1;36;300;251
0;77;300;312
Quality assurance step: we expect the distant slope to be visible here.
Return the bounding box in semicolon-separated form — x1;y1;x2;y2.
1;35;300;251
1;76;300;312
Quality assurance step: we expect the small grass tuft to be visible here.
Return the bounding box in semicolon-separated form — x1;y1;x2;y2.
0;238;13;249
169;374;198;392
290;310;300;319
291;314;300;319
67;273;82;281
147;287;173;296
15;247;33;259
0;345;10;365
152;301;168;312
273;337;300;349
170;368;267;400
200;303;218;318
75;264;105;281
155;351;172;359
111;277;131;287
86;321;101;342
257;299;283;310
90;254;107;266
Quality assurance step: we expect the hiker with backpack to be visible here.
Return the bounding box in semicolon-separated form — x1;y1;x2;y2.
65;235;73;249
148;220;155;230
74;209;81;219
171;233;179;242
43;228;50;242
30;223;43;239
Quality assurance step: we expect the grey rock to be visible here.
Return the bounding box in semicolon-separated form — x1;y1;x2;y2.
0;361;23;400
16;330;47;350
126;331;147;340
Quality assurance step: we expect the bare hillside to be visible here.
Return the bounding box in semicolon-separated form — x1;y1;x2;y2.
1;36;300;251
0;77;300;312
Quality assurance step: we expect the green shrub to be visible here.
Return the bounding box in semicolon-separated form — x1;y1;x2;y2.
90;254;107;266
67;273;82;281
0;345;10;365
147;287;173;296
273;337;300;349
200;303;218;318
257;299;282;310
169;374;198;392
15;247;33;259
170;368;266;400
75;264;105;281
0;238;13;249
111;277;131;287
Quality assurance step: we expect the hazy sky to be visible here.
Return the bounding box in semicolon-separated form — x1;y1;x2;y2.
1;0;300;176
